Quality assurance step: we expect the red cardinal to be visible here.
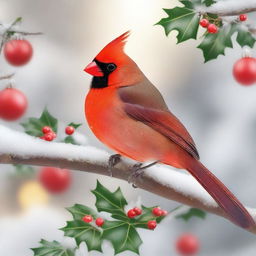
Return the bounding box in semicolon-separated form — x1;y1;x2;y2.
84;31;254;229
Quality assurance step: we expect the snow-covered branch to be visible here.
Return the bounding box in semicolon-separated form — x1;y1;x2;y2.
0;125;256;233
200;0;256;16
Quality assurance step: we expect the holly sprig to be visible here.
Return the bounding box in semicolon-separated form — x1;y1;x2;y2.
21;107;81;144
32;181;169;255
157;0;256;62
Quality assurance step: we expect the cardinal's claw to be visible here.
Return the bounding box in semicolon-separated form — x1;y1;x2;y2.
108;154;121;177
128;161;159;188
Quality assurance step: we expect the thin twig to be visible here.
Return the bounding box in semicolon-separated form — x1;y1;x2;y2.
0;73;15;80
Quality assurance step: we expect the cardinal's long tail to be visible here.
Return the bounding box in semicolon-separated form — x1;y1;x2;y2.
185;160;254;229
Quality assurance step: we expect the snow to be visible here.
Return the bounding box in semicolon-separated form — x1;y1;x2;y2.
198;0;256;15
0;124;218;208
146;165;218;207
0;124;109;165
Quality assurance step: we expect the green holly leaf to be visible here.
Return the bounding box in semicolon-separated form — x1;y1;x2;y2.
13;164;35;177
31;240;75;256
102;221;142;255
92;180;128;221
63;135;78;145
156;0;200;43
21;108;58;136
236;25;256;48
203;0;216;7
197;24;234;62
67;204;98;220
176;208;206;221
61;220;102;252
68;122;82;129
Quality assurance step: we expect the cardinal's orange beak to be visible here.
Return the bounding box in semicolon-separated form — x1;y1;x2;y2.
84;61;104;77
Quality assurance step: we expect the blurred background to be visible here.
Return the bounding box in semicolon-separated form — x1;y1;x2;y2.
0;0;256;255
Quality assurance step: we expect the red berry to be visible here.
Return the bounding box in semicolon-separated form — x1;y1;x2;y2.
207;24;218;33
95;217;104;227
239;14;247;22
127;209;137;218
152;207;163;216
133;207;142;215
199;19;209;28
176;233;199;256
0;88;27;121
82;215;93;223
65;126;75;135
39;167;71;193
44;133;54;141
4;39;33;66
162;210;168;216
51;132;57;139
233;57;256;85
147;220;157;230
42;126;52;134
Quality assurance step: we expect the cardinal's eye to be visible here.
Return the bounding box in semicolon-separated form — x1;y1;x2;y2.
107;63;116;72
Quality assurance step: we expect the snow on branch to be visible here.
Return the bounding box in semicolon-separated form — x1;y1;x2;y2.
199;0;256;16
0;124;256;233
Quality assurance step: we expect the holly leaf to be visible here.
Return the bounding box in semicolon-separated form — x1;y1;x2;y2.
92;180;128;221
176;208;206;221
203;0;216;7
102;221;142;255
31;239;75;256
63;135;78;145
13;164;35;177
68;122;82;129
156;0;200;43
61;220;102;252
67;204;98;220
236;25;256;48
197;24;234;62
21;108;58;136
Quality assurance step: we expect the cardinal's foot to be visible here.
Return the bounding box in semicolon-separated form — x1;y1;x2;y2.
108;154;121;177
128;161;159;188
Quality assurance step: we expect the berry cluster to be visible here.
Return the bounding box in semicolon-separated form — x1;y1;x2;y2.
126;206;167;230
40;126;56;141
199;19;218;34
40;125;75;141
82;215;105;227
199;14;247;35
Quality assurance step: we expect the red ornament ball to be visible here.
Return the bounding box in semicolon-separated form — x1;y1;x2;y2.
95;217;104;227
176;233;199;256
199;19;209;28
127;209;137;218
39;167;71;193
233;57;256;85
82;215;93;223
42;126;52;134
239;14;247;22
65;126;75;135
0;88;27;121
133;207;142;216
207;24;218;33
152;207;163;216
4;39;33;66
147;220;157;230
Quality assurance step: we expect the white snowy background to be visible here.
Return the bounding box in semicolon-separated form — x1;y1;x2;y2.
0;0;256;255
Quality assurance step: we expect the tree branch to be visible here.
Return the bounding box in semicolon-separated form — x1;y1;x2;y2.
0;124;256;233
199;1;256;16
